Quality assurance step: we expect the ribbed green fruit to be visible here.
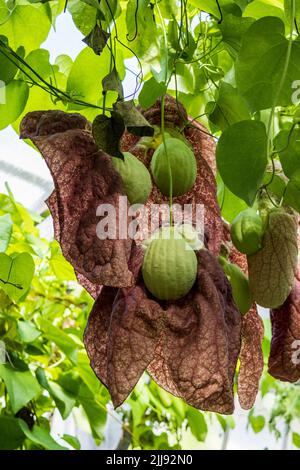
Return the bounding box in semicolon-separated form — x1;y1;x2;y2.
150;138;197;197
230;208;264;255
142;227;198;300
219;256;253;314
112;152;152;204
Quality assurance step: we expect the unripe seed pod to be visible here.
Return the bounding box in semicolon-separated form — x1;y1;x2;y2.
142;227;197;300
219;256;253;314
151;137;197;197
112;152;152;204
230;208;264;255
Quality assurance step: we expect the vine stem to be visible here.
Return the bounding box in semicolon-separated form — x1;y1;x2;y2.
161;95;173;225
266;0;296;164
156;1;173;225
0;278;22;289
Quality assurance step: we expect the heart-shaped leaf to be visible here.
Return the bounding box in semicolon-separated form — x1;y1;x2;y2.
274;127;300;178
0;214;12;252
283;170;300;213
0;252;35;301
236;17;300;111
216;120;268;204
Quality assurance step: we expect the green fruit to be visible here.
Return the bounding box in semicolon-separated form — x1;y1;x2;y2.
151;137;197;197
219;257;253;314
142;226;197;300
230;208;264;255
112;152;152;204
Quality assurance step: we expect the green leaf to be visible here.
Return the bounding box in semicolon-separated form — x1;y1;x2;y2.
36;368;76;420
0;80;29;130
98;0;120;22
78;383;107;440
274;127;300;178
292;432;300;448
22;48;54;81
0;39;25;83
81;0;103;9
139;77;167;110
283;171;300;213
216;414;227;432
262;172;287;200
0;3;52;51
188;0;221;18
50;242;76;281
0;214;12;252
249;414;265;433
219;257;253;314
37;318;78;364
126;0;158;57
216;120;268;204
244;0;285;21
57;370;82;396
92;113;125;158
0;252;35;301
76;351;102;394
0;289;11;308
186;408;207;442
285;0;300;32
0;364;41;413
62;434;81;450
67;0;97;36
17;320;41;343
67;46;124;110
217;174;248;222
114;100;154;137
159;0;177;18
55;54;73;76
0;416;25;450
219;14;255;57
236;17;300;112
18;420;67;450
208;82;251;130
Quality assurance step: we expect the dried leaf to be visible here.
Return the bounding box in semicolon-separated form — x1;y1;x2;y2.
238;306;264;409
142;95;187;129
223;221;263;409
84;287;118;386
20;110;90;138
84;245;163;407
46;191;101;298
83;24;110;55
92;113;125;158
102;67;123;99
46;191;60;242
248;208;298;308
114;100;154;137
148;250;242;414
268;269;300;382
20;111;134;287
108;285;164;407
